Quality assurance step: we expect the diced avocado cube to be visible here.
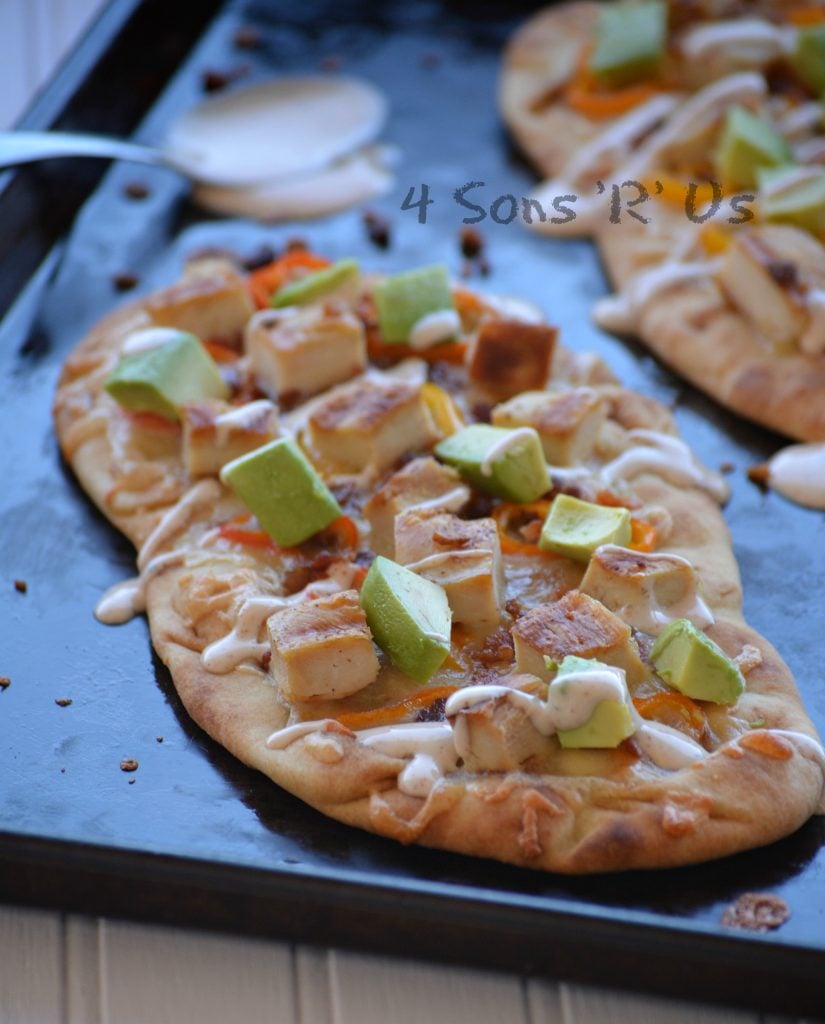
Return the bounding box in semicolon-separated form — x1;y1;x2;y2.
435;424;550;502
714;106;792;189
271;259;360;308
359;555;452;683
588;1;667;89
551;655;634;749
539;494;631;562
219;437;342;547
651;618;744;705
105;330;228;421
373;264;455;344
793;24;825;96
758;166;825;236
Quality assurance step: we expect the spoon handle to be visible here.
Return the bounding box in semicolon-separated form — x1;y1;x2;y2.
0;131;172;172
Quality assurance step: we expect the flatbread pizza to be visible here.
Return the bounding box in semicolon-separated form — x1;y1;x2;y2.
53;250;825;873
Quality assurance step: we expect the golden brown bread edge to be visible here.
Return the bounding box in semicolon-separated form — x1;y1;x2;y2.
143;472;824;874
596;215;825;443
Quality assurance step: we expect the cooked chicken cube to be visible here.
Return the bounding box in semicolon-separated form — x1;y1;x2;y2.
491;388;606;465
716;236;806;350
146;260;253;346
181;399;281;478
467;319;556;400
268;589;379;702
364;456;470;557
451;681;551;771
511;590;646;682
394;510;504;632
245;305;367;400
579;544;713;636
306;378;437;473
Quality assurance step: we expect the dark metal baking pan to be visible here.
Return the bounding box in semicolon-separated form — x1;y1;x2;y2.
1;1;824;1018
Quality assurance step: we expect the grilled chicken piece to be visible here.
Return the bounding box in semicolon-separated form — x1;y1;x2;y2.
511;590;646;682
491;387;606;465
716;236;806;350
394;510;504;633
579;544;713;636
364;456;470;557
306;378;437;474
181;399;280;478
451;677;551;771
467;319;556;400
268;589;379;702
245;305;367;401
146;259;253;346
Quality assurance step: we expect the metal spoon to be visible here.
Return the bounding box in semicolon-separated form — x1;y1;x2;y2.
0;130;203;181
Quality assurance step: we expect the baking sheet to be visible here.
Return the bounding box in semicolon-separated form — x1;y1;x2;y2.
1;0;825;1017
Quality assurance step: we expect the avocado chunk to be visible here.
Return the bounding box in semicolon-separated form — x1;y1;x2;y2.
373;264;455;344
105;330;228;421
714;106;792;189
758;166;825;236
651;618;744;705
550;656;635;749
271;259;360;309
539;494;631;562
219;437;342;547
792;24;825;96
435;423;550;502
359;556;452;683
588;1;667;89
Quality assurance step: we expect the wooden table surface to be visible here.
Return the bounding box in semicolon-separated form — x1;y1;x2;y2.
0;4;812;1023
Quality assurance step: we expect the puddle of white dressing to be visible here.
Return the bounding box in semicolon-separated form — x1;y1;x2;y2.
193;144;396;221
165;76;388;187
763;443;825;509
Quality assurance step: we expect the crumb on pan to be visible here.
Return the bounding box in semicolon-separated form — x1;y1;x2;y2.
13;579;27;593
721;892;790;932
124;181;150;200
0;677;10;690
120;758;139;773
55;698;72;707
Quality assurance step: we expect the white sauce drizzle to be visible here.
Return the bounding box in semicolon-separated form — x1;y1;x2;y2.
137;479;222;572
600;429;730;503
266;719;335;749
792;137;825;164
357;722;459;798
213;399;279;447
121;326;183;356
630;711;708;771
759;166;825;200
591;544;714;635
408;486;470;516
776;102;825;139
799;289;825;357
480;428;537;477
402;549;489;576
201;560;357;674
407;309;461;351
94;551;186;625
593;259;719;335
765;442;825;509
679;19;795;63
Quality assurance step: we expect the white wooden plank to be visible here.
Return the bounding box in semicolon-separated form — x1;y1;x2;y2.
0;906;64;1024
328;949;528;1024
66;915;102;1024
99;920;297;1024
295;945;334;1024
556;982;761;1024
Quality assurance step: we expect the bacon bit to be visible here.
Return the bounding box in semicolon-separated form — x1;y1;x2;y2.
362;209;391;249
476;627;515;667
248;251;331;309
738;729;794;761
203;339;240;363
120;758;139;772
493;500;553;556
634;691;706;744
13;579;27;594
124;181;150;200
334;685;460;731
629;517;657;552
721;892;791;931
734;644;763;675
